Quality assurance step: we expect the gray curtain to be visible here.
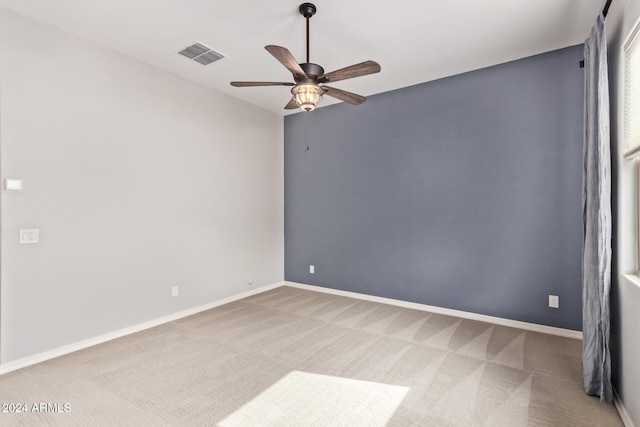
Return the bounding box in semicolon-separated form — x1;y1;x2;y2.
582;14;612;404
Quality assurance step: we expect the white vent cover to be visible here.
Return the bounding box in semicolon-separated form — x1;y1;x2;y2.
178;42;224;65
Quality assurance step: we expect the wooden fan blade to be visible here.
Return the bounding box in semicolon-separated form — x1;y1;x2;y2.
265;45;307;79
319;60;381;83
321;86;366;105
230;81;294;87
285;97;299;110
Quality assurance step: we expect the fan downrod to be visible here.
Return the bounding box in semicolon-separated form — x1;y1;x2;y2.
299;3;316;18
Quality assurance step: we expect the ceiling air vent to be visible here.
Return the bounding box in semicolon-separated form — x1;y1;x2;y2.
178;42;224;65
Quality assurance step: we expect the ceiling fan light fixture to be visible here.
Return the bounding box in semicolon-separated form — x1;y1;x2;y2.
292;83;322;111
230;3;380;111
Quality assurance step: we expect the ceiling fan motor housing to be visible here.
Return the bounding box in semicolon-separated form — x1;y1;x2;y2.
298;63;324;80
292;61;324;112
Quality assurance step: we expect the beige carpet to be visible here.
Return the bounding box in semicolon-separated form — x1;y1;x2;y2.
0;286;623;426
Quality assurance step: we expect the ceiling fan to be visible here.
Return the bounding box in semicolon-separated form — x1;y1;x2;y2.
230;3;381;112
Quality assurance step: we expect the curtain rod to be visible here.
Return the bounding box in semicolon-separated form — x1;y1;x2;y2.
579;0;613;68
603;0;612;18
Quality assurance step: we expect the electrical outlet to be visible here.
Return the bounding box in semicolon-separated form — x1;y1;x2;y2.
247;278;253;286
172;286;179;297
310;265;315;274
549;295;559;309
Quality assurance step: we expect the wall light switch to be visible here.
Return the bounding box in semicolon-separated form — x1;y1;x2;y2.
549;295;559;309
20;229;39;244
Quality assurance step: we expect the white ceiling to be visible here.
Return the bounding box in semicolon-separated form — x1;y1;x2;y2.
0;0;604;115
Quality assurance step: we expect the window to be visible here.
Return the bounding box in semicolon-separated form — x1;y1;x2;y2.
624;17;640;274
637;159;640;275
625;19;640;157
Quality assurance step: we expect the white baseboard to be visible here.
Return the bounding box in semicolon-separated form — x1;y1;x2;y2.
284;281;583;340
0;279;584;377
614;388;635;427
0;281;285;376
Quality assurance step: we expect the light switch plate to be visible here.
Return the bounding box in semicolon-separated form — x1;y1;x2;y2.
20;229;39;244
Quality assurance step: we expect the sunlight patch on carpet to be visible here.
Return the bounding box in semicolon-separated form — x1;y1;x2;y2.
218;371;409;427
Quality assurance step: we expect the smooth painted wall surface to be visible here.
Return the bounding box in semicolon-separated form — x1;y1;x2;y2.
606;0;640;424
0;8;284;363
285;45;584;331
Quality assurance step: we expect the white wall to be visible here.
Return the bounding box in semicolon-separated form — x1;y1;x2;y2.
0;8;283;363
606;0;640;425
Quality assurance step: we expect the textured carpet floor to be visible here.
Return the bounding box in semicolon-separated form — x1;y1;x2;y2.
0;286;623;426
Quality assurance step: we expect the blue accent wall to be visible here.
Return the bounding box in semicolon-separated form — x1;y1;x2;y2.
284;45;584;331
